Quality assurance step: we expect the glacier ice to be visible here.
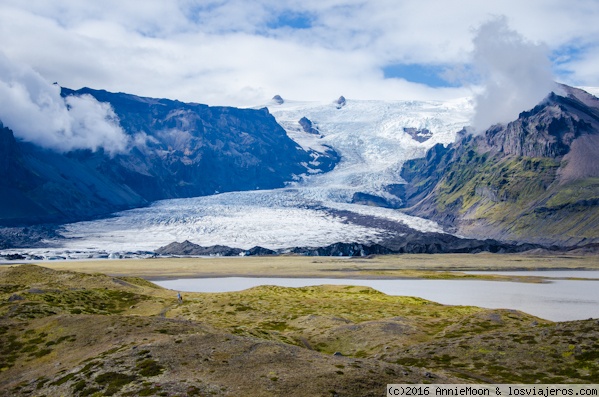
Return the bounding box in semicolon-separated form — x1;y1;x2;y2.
10;98;473;256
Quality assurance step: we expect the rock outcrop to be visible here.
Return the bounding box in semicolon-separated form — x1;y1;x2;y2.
298;117;320;135
155;240;244;256
403;127;433;143
397;85;599;246
335;96;346;109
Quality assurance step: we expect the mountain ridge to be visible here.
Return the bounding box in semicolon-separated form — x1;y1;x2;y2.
0;88;339;226
398;85;599;246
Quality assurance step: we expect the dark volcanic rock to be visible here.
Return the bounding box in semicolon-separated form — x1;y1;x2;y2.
482;91;597;158
156;241;277;257
155;240;243;256
403;127;433;143
7;294;24;302
335;96;346;109
272;95;284;104
351;192;401;209
379;234;541;254
298;117;320;135
154;233;546;257
283;237;540;256
3;254;25;261
289;242;393;256
246;246;277;256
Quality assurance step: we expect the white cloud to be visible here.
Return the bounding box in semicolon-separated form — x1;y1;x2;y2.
470;17;557;132
0;1;597;106
0;53;129;154
557;44;599;87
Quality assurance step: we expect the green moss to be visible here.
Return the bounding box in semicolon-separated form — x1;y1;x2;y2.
137;386;162;396
575;348;599;361
32;348;52;358
73;379;87;392
136;358;163;377
0;284;25;294
426;149;599;240
395;357;426;367
95;372;137;395
25;289;147;315
116;277;161;289
436;154;560;215
546;178;599;208
80;387;102;396
36;377;49;389
260;321;288;331
51;372;76;386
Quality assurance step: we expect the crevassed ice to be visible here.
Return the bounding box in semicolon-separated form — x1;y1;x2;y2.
60;190;385;251
55;98;472;253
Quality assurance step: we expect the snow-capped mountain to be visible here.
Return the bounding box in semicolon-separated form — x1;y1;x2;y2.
4;96;475;257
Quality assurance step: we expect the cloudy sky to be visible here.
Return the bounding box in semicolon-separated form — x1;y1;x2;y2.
0;0;598;108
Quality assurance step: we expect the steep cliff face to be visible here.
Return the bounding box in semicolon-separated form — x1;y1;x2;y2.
0;88;338;226
482;88;599;158
399;86;599;246
62;88;337;200
0;123;148;225
0;124;51;223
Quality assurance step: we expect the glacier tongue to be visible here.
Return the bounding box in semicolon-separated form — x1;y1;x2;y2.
33;98;473;255
59;190;385;251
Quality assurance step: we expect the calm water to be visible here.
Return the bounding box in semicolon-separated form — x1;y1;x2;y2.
154;276;599;322
464;270;599;279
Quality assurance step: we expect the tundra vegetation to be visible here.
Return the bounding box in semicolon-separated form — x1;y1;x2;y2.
1;262;598;396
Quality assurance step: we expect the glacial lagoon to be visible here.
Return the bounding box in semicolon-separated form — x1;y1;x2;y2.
155;275;599;322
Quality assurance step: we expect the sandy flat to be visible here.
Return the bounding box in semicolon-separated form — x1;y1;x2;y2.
17;253;599;280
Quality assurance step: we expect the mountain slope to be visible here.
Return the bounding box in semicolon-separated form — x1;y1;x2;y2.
0;122;147;225
399;86;599;246
0;88;338;226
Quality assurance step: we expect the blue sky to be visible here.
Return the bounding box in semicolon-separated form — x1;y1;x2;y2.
382;64;460;88
0;0;598;106
267;11;314;30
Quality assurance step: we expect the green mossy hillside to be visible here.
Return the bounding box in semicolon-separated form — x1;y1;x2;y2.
402;142;599;244
1;265;598;396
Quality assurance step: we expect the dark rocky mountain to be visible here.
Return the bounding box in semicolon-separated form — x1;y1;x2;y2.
0;88;338;226
398;85;599;246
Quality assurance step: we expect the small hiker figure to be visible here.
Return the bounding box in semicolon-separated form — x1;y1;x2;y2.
177;292;183;304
